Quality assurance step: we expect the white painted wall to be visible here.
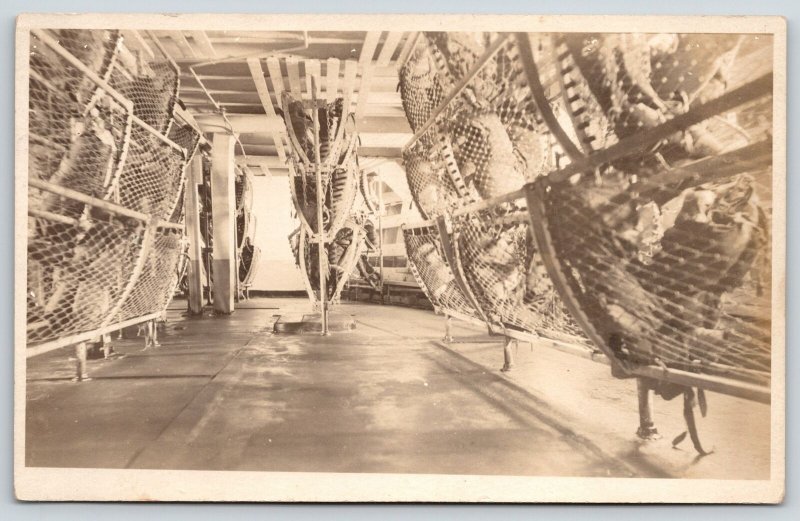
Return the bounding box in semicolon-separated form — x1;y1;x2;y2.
249;175;305;291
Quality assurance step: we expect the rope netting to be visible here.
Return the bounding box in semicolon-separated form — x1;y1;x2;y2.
399;32;587;347
399;31;774;394
239;238;261;288
27;28;201;353
29;30;131;207
116;226;185;321
283;91;359;237
27;197;146;346
291;217;369;306
528;33;773;386
402;223;481;320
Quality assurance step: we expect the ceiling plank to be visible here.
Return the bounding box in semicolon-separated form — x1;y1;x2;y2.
190;31;217;57
376;32;403;67
341;59;358;116
235;155;286;169
354;66;374;126
359;31;382;67
305;59;321;97
353;31;383;127
325;58;340;102
265;57;286;97
168;31;197;59
246;57;288;163
285;57;303;98
120;30;155;60
395;32;420;68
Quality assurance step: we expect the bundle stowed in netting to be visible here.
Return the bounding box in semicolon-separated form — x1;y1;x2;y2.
27;199;144;345
117;125;187;219
402;134;474;220
239;238;261;288
399;31;774;393
398;32;582;345
110;60;180;135
398;38;446;132
29;30;131;210
27;28;199;352
528;33;774;385
283;91;359;237
402;223;480;320
116;226;185;322
291;217;368;305
452;202;588;345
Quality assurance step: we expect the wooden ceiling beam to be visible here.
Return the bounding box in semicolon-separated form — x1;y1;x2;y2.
120;30;155;60
189;31;217;57
376;32;403;67
354;31;383;127
325;58;340;102
167;31;197;59
246;57;288;162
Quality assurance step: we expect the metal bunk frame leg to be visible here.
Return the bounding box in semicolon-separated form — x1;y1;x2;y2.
73;342;89;381
501;337;516;372
636;378;662;440
443;315;454;343
101;333;113;359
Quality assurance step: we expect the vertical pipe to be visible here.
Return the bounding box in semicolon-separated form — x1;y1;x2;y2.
311;78;329;335
444;315;453;342
636;378;661;439
202;165;213;306
501;337;515;372
210;133;237;315
74;342;88;381
377;174;385;303
185;153;205;315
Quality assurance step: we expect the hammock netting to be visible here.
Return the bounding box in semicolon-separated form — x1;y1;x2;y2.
282;80;368;307
399;31;773;391
27;29;200;351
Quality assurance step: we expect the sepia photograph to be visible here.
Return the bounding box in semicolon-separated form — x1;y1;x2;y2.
14;13;785;503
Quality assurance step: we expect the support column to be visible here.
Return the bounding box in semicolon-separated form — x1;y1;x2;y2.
210;133;237;315
185;153;204;315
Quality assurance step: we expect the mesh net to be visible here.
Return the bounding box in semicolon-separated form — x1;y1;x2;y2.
398;33;584;346
402;223;481;320
530;33;774;385
239;239;261;287
399;32;773;390
283;92;359;237
452;203;590;345
29;30;132;207
116;125;187;219
27;29;196;352
110;60;179;135
116;226;184;321
27;200;145;345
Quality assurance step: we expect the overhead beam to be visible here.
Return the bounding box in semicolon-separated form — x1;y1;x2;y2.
235;155;286;169
194;114;285;134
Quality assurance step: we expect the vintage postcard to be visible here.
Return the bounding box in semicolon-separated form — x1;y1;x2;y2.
14;13;786;502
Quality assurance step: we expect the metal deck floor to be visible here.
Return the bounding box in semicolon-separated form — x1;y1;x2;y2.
25;298;770;479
